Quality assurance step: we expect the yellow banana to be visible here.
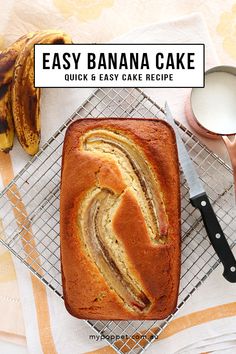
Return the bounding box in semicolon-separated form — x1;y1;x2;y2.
0;33;36;152
12;30;72;156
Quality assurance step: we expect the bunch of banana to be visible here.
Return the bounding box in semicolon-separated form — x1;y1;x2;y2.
0;30;72;154
0;33;35;152
12;30;72;155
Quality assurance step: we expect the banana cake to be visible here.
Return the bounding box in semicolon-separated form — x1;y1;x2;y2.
60;118;181;320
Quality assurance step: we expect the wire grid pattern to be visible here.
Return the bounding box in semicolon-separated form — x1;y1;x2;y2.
0;88;235;354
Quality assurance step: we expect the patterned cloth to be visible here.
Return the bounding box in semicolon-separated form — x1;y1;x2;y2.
0;1;236;353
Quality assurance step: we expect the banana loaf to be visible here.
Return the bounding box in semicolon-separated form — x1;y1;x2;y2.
60;118;181;320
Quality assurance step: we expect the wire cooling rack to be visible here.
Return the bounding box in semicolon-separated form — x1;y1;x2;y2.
0;88;235;354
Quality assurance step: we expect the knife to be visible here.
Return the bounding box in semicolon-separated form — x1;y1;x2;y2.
165;102;236;282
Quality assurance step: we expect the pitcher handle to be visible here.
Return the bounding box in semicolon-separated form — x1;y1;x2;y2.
222;135;236;200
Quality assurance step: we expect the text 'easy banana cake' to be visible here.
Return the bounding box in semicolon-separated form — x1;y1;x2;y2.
60;118;181;320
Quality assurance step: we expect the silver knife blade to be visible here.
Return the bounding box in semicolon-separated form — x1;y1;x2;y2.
165;102;205;198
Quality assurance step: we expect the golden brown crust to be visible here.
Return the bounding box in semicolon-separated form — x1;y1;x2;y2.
60;118;181;320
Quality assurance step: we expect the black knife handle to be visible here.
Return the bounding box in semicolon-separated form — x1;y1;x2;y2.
190;192;236;283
